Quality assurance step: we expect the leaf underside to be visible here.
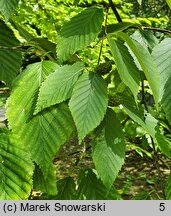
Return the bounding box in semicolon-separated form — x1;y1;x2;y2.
118;32;160;106
109;38;140;102
152;38;171;124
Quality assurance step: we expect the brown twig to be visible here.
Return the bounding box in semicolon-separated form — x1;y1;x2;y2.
0;45;30;52
108;0;122;23
140;26;171;35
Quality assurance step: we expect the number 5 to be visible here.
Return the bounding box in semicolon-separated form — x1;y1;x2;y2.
159;203;165;211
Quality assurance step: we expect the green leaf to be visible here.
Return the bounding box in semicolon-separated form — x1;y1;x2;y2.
56;177;77;200
108;38;140;102
165;0;171;9
118;32;160;106
69;72;108;143
35;62;84;114
15;105;74;176
30;38;56;58
123;99;157;139
152;38;171;123
7;61;74;175
77;169;121;200
142;113;171;158
122;95;171;157
0;20;22;87
131;30;158;52
93;108;125;189
165;173;171;199
155;132;171;158
0;131;34;200
33;164;57;196
121;93;145;128
9;21;56;55
9;19;35;41
57;6;104;62
99;22;137;37
107;22;137;33
7;61;58;122
0;0;19;21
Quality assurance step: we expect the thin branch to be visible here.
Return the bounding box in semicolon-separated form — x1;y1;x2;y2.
141;26;171;35
128;26;171;35
98;6;109;64
108;0;122;23
0;45;56;61
0;45;30;52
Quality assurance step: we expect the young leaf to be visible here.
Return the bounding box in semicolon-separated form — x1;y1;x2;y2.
92;108;125;189
7;61;74;175
33;164;57;196
77;169;121;200
69;72;108;143
0;131;34;200
56;177;77;200
108;38;140;102
57;6;104;62
0;0;19;21
35;62;84;114
118;32;160;106
0;20;22;87
152;38;171;124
